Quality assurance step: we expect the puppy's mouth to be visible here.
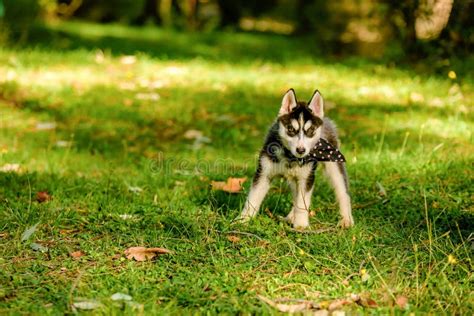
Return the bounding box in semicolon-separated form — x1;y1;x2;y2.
293;151;308;158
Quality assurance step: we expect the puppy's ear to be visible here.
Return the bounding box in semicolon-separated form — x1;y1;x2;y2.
308;90;324;118
279;89;297;116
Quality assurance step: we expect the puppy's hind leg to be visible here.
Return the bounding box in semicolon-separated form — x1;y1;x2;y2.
323;162;354;228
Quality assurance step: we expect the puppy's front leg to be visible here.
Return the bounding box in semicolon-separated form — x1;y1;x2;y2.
293;182;313;229
288;179;313;229
238;171;270;222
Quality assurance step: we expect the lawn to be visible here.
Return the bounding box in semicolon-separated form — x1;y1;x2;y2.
0;21;473;314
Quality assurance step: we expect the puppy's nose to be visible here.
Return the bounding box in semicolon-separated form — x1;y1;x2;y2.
296;147;306;155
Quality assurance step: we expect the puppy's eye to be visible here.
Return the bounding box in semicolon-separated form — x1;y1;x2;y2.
305;126;315;135
287;127;296;135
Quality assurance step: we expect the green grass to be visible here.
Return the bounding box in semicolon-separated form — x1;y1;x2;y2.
0;21;473;314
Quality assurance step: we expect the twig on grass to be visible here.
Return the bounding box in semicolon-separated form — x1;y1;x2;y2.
288;227;335;234
68;269;85;311
216;230;263;241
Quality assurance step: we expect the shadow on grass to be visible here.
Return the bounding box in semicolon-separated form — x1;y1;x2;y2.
22;21;474;81
27;21;318;64
2;79;464;161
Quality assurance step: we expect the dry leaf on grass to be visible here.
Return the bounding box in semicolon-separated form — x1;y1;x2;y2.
257;295;315;313
30;242;48;252
124;247;172;261
111;293;133;301
59;229;77;235
258;293;379;314
227;235;240;243
70;251;85;259
72;299;102;310
352;293;378;308
328;298;352;311
35;122;56;131
183;129;203;140
36;191;52;203
21;222;40;242
395;295;409;309
211;177;247;193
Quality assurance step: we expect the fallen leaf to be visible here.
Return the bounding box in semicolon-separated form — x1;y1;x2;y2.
0;232;9;238
257;295;314;313
227;235;240;243
0;163;21;172
183;129;211;150
35;122;56;131
111;293;133;301
184;129;203;140
349;292;379;309
127;186;143;194
55;140;72;148
70;251;85;259
328;299;352;311
211;177;247;193
36;191;52;203
358;295;378;308
21;222;40;242
376;182;386;197
118;214;139;220
395;295;409;309
124;247;172;261
72;299;102;310
30;242;48;252
59;229;77;235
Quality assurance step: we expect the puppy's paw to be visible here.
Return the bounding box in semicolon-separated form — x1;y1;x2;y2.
232;213;251;225
338;217;354;228
292;217;310;230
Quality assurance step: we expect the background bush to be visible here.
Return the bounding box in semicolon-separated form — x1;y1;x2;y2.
1;0;40;39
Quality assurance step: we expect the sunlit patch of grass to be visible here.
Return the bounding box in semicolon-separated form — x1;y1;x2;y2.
0;20;473;314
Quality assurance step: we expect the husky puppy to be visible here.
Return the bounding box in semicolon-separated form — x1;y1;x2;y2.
237;89;353;228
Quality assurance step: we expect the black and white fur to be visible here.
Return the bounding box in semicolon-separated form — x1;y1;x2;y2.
237;89;353;228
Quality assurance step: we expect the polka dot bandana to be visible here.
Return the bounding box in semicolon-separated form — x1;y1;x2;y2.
309;138;346;162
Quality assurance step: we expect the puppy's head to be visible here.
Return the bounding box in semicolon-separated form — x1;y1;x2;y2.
277;89;324;158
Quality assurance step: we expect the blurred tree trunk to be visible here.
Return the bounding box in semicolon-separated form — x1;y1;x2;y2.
401;1;418;56
133;0;161;25
438;0;473;55
160;0;173;27
384;0;421;57
216;0;241;28
187;0;198;30
295;0;313;34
